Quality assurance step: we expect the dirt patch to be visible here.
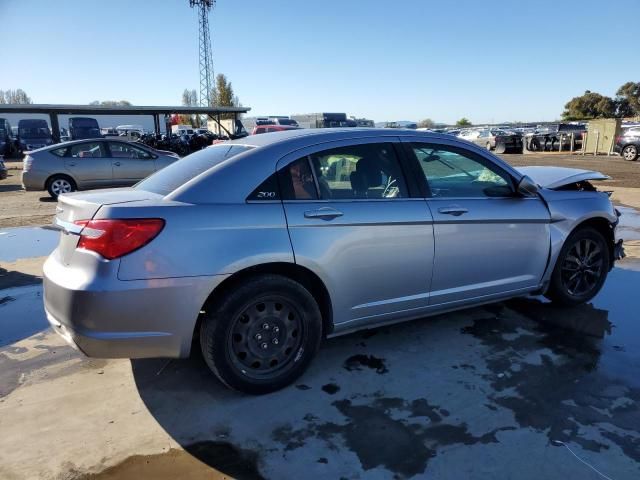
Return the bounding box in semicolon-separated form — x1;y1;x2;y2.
0;169;56;229
73;442;264;480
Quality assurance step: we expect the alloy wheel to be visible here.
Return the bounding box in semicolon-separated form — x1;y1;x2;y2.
560;238;604;296
51;179;72;196
228;296;304;380
623;145;637;161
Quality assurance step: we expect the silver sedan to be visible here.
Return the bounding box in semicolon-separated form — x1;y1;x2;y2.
21;138;179;198
43;129;624;393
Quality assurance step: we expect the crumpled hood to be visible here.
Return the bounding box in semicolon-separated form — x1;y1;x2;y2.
516;166;609;189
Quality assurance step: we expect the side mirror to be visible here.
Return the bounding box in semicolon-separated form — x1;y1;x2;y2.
517;175;539;196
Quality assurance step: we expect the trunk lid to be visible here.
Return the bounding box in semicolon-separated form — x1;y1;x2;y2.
53;188;162;265
516;166;609;189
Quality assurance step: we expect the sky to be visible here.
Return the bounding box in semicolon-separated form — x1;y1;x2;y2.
1;0;639;124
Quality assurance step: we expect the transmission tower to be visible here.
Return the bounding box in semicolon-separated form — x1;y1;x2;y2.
189;0;215;107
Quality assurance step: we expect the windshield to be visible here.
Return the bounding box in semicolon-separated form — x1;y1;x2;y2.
19;126;52;139
73;127;101;138
136;144;254;195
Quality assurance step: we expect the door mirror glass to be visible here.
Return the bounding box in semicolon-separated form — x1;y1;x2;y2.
517;175;539;196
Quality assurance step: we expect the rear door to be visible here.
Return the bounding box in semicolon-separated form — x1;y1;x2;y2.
278;138;435;328
64;141;112;188
107;141;157;185
403;140;550;306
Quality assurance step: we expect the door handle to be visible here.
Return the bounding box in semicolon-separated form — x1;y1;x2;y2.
113;162;121;166
304;207;344;220
438;206;468;216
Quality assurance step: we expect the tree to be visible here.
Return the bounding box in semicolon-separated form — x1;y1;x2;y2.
456;117;472;127
562;90;617;120
417;118;435;129
0;89;32;104
212;73;240;119
179;88;199;126
89;100;132;106
616;82;640;117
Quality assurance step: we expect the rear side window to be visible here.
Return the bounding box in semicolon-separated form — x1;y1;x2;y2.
136;144;254;195
50;146;68;157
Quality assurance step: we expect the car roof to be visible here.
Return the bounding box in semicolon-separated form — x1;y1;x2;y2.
231;127;458;149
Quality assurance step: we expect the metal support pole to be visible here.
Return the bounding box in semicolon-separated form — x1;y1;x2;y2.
49;113;60;144
153;114;160;136
559;134;563;153
570;132;574;153
594;131;599;156
582;132;587;155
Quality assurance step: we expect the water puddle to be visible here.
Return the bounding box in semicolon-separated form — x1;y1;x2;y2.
0;226;58;262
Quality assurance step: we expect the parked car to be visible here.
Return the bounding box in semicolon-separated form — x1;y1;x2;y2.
614;128;640;161
22;139;179;198
463;129;523;153
0;118;18;158
69;117;101;140
0;157;7;180
272;118;299;127
17;119;54;152
42;129;623;394
252;125;300;135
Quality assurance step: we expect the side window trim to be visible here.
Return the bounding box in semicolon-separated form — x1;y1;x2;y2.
404;141;516;199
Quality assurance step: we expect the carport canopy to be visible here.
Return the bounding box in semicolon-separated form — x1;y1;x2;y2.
0;104;251;142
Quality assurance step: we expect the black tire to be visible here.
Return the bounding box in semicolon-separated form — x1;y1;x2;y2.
494;143;506;154
545;227;610;306
46;175;76;198
622;145;638;161
200;274;323;394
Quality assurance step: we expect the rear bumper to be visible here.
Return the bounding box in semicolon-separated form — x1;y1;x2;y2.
22;169;48;191
43;253;228;359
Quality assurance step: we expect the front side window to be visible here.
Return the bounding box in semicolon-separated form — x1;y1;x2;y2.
69;142;106;158
108;142;152;160
281;143;408;200
411;144;513;198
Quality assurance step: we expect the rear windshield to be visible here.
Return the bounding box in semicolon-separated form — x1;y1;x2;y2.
135;144;254;195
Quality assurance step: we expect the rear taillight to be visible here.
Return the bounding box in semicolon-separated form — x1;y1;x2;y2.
73;218;165;260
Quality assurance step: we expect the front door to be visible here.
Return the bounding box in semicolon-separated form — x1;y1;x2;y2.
405;141;550;306
279;139;435;328
107;141;157;185
64;141;112;188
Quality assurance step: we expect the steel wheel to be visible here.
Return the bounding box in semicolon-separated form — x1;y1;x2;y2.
560;238;604;297
228;296;305;380
622;145;638;161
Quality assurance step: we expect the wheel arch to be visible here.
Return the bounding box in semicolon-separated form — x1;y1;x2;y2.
193;262;334;344
570;216;616;270
45;172;77;189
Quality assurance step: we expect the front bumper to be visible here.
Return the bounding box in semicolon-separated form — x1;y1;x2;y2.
43;252;228;359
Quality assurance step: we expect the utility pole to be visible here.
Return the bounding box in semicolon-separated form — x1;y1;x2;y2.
189;0;215;107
